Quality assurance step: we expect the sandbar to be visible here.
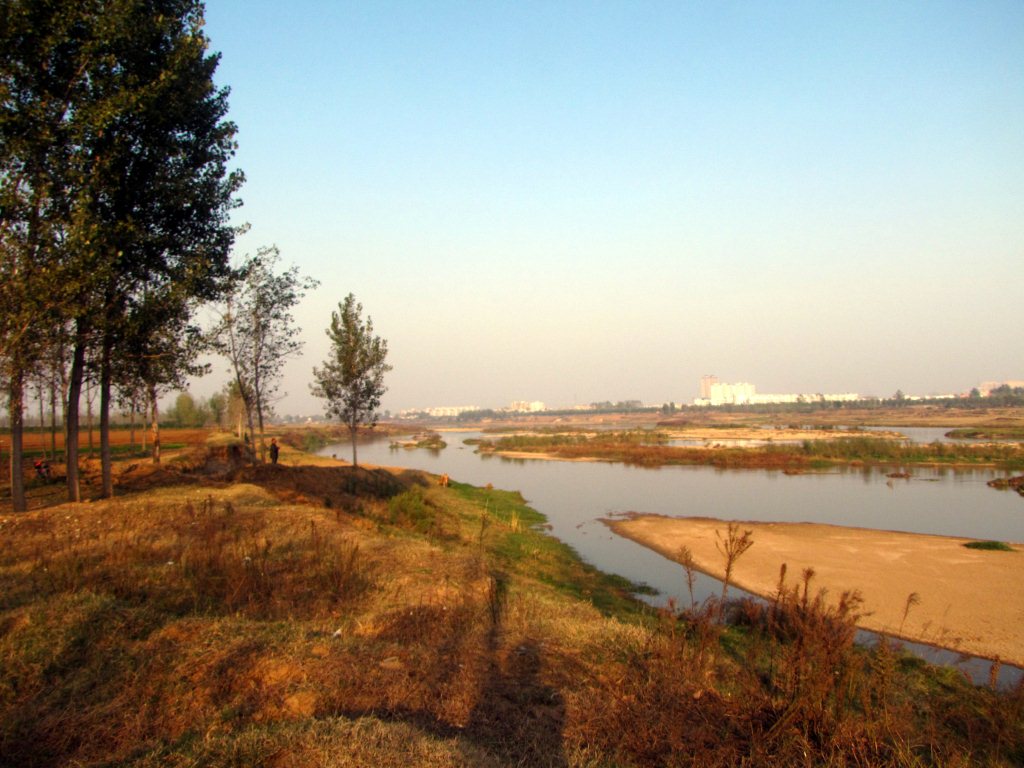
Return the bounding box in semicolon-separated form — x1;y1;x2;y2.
607;515;1024;667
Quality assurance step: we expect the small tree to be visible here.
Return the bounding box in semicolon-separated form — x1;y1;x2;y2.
311;294;391;467
169;392;208;427
211;246;317;461
207;392;227;428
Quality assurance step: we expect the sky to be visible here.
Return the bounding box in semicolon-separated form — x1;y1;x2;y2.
195;1;1024;415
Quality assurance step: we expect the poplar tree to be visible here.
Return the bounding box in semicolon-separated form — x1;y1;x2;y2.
1;1;87;509
1;0;242;503
212;246;317;462
311;294;391;467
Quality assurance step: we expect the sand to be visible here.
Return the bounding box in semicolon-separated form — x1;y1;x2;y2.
607;515;1024;667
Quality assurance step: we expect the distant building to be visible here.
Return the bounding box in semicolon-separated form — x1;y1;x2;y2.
398;405;480;419
699;375;719;400
978;380;1024;396
693;378;861;406
508;400;546;413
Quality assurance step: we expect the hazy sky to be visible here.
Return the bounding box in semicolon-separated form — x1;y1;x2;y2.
197;1;1024;415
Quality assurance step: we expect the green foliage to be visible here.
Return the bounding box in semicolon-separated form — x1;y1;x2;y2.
206;392;227;428
387;487;435;534
449;482;649;617
301;431;329;453
412;434;447;450
166;392;209;428
963;540;1014;551
799;436;1024;468
947;427;1024;439
485;429;670;452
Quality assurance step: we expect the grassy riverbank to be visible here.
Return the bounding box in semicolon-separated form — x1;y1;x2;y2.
1;436;1022;766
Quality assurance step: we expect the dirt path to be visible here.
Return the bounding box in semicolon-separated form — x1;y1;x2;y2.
607;515;1024;667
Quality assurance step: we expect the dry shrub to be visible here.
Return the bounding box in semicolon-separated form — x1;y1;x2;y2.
573;602;737;766
232;463;409;511
727;567;870;760
5;494;371;621
571;565;1018;767
166;497;370;617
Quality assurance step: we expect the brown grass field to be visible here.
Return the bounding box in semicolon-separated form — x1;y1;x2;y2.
1;428;1023;766
5;426;214;453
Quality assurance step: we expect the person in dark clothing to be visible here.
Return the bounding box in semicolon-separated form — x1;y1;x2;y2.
269;438;280;465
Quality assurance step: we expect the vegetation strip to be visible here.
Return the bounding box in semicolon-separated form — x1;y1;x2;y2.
477;430;1024;470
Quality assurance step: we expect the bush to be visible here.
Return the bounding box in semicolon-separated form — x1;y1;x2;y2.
387;487;435;534
964;540;1014;551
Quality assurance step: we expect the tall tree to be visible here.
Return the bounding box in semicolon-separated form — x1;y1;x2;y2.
1;0;242;502
311;294;391;467
211;246;317;462
72;1;240;497
0;1;83;509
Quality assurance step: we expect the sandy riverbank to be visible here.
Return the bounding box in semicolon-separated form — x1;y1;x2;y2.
607;515;1024;667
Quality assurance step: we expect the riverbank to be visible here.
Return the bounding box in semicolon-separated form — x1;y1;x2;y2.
3;434;1023;765
607;515;1024;667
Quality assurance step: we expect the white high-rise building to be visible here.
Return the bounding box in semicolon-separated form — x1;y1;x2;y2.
694;378;861;406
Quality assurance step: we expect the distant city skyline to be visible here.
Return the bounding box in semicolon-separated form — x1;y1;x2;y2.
186;2;1023;416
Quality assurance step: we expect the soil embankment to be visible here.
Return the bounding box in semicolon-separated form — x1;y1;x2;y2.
608;515;1024;667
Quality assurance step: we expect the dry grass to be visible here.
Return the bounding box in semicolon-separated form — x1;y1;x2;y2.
1;446;1022;767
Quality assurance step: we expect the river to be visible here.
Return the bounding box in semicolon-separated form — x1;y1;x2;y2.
320;431;1023;685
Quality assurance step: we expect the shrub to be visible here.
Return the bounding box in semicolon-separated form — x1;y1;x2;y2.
964;540;1014;551
388;487;435;534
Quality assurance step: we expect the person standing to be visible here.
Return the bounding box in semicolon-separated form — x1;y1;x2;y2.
269;438;280;465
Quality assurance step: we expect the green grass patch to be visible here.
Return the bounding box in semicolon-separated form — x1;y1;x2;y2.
799;436;1024;468
449;481;652;619
963;540;1015;551
946;427;1024;440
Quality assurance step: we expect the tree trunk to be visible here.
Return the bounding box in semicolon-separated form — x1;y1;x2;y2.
256;398;266;463
129;400;136;453
99;334;113;497
66;334;86;503
149;382;161;464
244;399;256;461
58;338;69;464
349;420;358;467
37;381;46;460
7;371;26;513
86;381;94;459
49;373;58;461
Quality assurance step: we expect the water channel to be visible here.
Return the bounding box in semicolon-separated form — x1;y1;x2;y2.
320;431;1023;685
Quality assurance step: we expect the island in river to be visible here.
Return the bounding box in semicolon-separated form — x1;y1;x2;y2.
607;514;1024;668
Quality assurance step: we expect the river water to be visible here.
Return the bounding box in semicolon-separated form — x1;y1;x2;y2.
320;431;1023;684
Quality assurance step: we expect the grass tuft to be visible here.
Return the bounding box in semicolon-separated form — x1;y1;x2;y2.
964;540;1015;551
